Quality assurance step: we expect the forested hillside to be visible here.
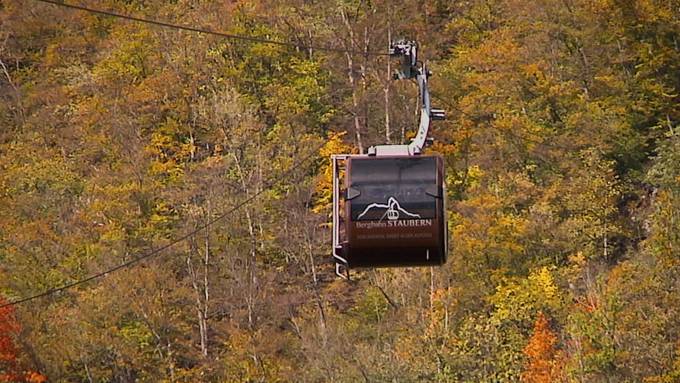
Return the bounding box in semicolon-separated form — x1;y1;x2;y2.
1;0;679;381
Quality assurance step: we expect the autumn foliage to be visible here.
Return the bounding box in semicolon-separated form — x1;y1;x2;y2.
522;312;563;383
0;298;21;382
0;0;679;381
0;298;46;383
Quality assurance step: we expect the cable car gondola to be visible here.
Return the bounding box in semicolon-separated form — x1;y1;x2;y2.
332;41;448;277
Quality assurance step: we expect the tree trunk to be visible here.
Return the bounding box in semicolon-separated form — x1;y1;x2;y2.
232;152;259;328
384;20;392;143
187;245;209;358
340;9;364;154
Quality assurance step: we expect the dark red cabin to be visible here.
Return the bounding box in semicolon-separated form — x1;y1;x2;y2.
332;155;447;270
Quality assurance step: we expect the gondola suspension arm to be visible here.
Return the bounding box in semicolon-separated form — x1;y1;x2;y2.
367;40;445;156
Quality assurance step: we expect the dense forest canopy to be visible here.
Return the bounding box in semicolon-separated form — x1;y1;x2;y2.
1;0;679;381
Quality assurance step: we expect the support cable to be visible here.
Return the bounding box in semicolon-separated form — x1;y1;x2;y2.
33;0;390;56
0;142;325;308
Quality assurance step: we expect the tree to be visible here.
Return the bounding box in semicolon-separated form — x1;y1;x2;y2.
522;312;563;383
0;298;21;382
0;298;46;383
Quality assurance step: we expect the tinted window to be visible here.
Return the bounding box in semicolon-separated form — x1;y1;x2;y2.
349;157;438;221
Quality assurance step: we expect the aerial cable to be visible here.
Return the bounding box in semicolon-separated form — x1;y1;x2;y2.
32;0;390;57
0;141;326;309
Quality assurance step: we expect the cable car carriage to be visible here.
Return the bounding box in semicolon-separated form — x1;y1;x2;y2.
332;41;448;277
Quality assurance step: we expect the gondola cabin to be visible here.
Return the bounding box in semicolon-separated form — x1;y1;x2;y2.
331;40;448;276
332;154;447;272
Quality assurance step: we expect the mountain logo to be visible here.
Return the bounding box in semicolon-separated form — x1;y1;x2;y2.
357;197;421;221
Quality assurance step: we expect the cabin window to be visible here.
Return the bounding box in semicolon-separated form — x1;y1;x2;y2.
349;157;438;221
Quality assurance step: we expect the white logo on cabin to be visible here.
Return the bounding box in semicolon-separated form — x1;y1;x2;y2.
357;197;421;221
